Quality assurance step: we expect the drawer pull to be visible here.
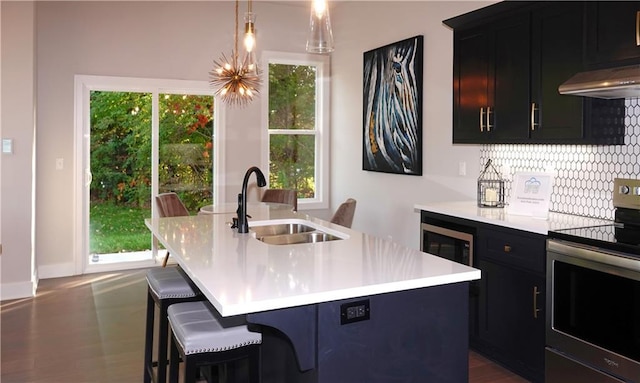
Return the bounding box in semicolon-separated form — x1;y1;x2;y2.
486;107;493;132
503;245;512;253
480;108;485;132
533;286;541;319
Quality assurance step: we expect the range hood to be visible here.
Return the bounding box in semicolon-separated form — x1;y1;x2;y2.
558;64;640;99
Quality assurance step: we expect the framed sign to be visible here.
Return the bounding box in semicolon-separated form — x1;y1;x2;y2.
507;172;555;219
362;35;423;175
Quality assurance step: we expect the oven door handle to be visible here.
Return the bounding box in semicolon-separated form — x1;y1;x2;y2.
547;239;640;273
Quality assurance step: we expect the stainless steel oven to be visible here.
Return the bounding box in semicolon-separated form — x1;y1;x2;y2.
421;223;474;266
546;239;640;382
546;177;640;383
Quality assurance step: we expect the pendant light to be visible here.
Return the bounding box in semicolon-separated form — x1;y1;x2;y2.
306;0;334;54
209;0;262;107
242;1;258;75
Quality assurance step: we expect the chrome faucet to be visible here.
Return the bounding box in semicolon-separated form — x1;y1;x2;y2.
235;166;266;233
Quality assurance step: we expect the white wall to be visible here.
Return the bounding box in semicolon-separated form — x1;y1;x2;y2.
330;1;493;248
34;1;311;278
1;1;38;299
2;1;493;297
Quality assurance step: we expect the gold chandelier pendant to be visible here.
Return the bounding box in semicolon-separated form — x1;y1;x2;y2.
209;0;262;107
210;52;261;107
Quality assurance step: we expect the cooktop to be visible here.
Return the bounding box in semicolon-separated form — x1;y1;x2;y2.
549;178;640;257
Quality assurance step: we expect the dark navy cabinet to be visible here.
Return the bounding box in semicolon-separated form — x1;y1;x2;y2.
475;226;546;383
529;3;585;143
452;14;531;144
586;1;640;66
445;1;626;145
420;210;546;383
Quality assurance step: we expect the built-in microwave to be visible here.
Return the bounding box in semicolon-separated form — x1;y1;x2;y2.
421;223;474;267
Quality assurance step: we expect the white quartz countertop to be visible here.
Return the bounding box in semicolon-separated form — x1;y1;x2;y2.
414;201;613;235
146;203;480;317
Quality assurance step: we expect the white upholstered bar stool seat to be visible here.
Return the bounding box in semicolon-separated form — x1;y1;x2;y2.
143;267;202;383
168;301;262;383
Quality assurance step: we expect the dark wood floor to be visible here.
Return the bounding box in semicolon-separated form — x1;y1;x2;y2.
1;270;529;382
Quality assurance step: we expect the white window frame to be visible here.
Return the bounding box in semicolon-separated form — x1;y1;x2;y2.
260;51;330;210
73;75;224;274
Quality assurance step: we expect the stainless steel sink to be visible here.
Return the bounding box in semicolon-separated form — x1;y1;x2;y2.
250;223;315;238
257;231;342;245
250;221;345;245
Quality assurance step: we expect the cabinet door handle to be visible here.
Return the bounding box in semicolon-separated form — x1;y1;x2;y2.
636;11;640;46
486;107;493;132
503;245;511;253
530;103;538;131
480;108;485;132
533;286;541;319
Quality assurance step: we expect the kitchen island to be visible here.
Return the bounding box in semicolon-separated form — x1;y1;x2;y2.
146;203;480;383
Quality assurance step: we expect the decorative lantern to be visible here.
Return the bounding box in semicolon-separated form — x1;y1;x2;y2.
477;159;505;208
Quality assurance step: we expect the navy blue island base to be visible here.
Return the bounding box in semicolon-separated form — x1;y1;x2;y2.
248;281;469;383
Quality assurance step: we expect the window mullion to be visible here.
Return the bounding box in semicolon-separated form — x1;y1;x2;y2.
268;129;316;135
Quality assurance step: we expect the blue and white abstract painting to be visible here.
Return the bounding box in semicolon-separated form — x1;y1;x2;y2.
363;35;423;175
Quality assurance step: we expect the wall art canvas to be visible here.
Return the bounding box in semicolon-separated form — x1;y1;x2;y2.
363;35;423;175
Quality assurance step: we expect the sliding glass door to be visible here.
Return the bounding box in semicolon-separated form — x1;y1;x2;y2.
88;91;152;265
76;76;219;273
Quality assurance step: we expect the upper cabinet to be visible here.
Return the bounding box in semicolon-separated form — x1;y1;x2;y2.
586;1;640;66
529;4;583;142
445;2;627;145
453;14;531;143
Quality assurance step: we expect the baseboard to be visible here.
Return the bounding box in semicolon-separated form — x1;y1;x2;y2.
1;280;37;301
83;259;156;274
38;262;76;279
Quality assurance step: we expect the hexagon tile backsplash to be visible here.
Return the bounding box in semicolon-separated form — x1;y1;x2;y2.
480;98;640;220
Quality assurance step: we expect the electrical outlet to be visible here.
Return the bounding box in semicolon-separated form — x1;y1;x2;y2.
340;299;370;325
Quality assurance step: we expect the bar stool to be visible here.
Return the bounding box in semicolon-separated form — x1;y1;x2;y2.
167;301;262;383
144;267;203;383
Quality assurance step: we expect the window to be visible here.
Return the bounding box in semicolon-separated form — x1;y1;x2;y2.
261;52;330;210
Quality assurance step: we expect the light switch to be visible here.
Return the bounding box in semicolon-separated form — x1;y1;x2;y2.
2;138;12;154
458;161;467;176
56;158;64;170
